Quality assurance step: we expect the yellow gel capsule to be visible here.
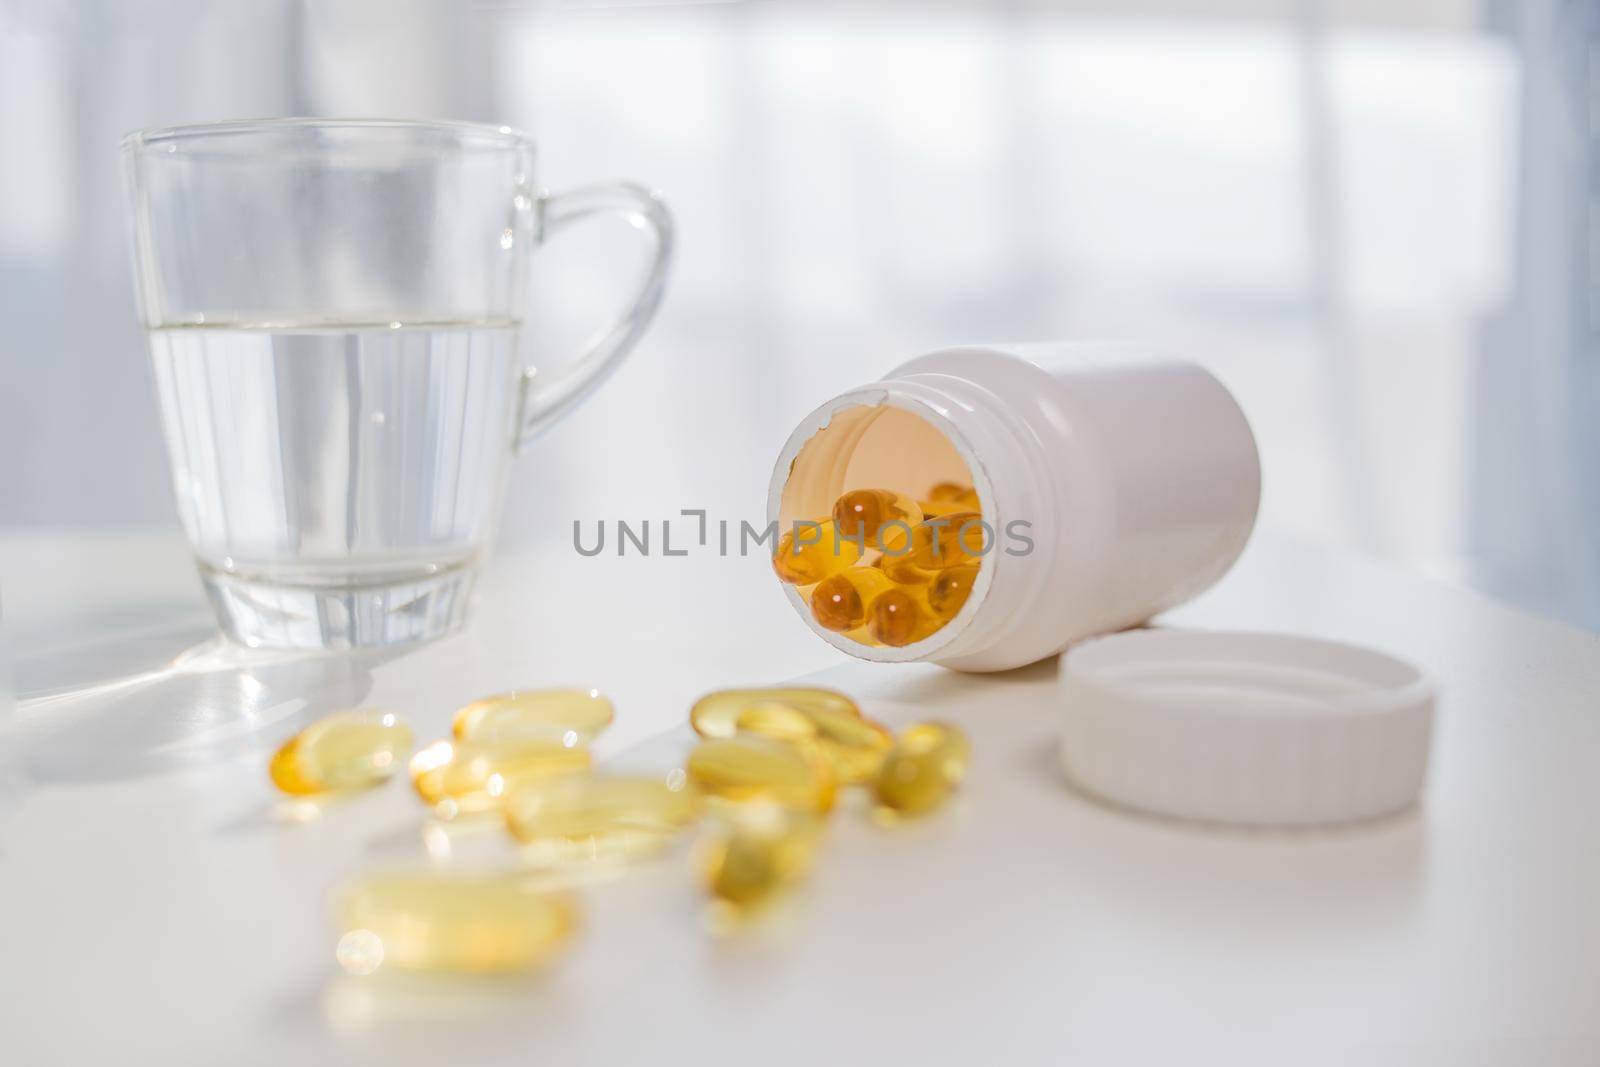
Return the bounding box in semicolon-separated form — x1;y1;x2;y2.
928;563;980;620
700;804;822;909
903;512;988;570
409;738;591;818
845;625;881;647
874;721;971;815
928;482;982;511
504;775;701;862
269;709;413;796
868;588;941;647
773;520;863;585
686;736;836;814
878;552;934;585
810;567;896;632
452;687;613;745
921;495;979;521
336;871;577;975
735;702;820;742
831;488;924;548
805;706;894;784
690;687;860;739
735;702;893;784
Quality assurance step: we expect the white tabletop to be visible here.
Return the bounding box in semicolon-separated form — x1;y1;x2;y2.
1;530;1597;1065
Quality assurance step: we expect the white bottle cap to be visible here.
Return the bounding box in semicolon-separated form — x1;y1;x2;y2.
1059;630;1434;826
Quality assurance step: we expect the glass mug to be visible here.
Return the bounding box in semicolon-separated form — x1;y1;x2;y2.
122;119;671;650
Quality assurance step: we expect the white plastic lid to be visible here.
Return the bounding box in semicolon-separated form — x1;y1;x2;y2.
1058;629;1434;826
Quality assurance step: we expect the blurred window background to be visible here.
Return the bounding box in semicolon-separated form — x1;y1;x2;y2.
1;0;1595;630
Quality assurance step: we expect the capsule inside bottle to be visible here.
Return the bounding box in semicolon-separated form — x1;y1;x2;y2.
773;400;988;657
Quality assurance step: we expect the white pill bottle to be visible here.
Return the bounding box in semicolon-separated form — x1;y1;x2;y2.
768;343;1261;672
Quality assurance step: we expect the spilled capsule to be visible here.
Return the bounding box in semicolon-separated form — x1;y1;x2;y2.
336;871;578;975
690;687;860;739
734;702;820;743
269;709;413;796
452;687;614;745
804;706;894;784
410;738;590;818
699;804;822;909
686;736;836;814
504;775;701;863
874;721;971;815
737;702;894;785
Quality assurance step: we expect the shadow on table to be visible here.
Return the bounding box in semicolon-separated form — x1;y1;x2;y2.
3;623;388;786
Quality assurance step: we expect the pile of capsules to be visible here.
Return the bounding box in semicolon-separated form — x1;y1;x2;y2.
774;481;985;647
269;686;969;977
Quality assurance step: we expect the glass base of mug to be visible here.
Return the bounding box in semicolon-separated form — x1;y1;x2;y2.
200;565;476;650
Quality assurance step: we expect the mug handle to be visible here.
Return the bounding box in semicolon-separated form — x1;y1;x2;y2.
515;182;674;451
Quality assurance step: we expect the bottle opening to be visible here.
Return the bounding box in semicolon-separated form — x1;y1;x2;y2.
769;393;994;662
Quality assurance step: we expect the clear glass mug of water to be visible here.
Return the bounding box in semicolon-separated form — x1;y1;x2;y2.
122;119;671;650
